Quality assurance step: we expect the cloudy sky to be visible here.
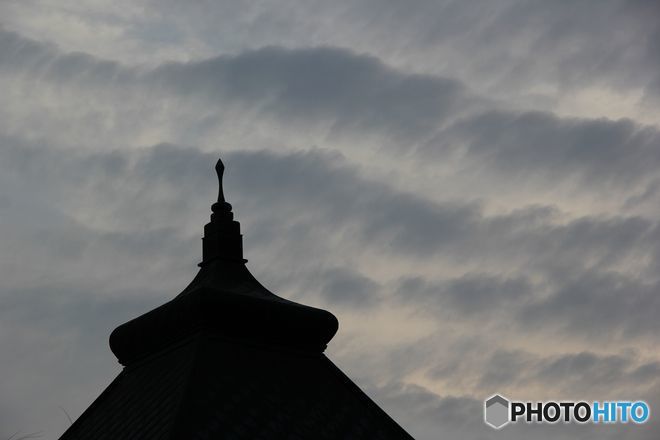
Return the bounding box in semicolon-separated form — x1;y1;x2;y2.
1;1;660;438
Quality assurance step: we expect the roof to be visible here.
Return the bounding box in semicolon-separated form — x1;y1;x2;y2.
58;157;414;439
60;333;413;440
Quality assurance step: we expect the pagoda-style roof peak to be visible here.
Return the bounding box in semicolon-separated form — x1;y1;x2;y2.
109;157;339;366
60;156;413;440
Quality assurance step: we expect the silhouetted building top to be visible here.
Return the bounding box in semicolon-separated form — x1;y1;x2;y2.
59;158;413;440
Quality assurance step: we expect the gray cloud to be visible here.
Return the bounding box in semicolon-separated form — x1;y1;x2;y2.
4;138;659;340
0;28;472;146
397;264;660;341
1;4;659;439
398;273;533;316
520;268;660;339
152;46;470;141
6;25;660;198
315;267;380;308
439;110;660;189
0;27;131;87
474;349;660;396
6;27;660;202
226;148;659;272
115;0;660;110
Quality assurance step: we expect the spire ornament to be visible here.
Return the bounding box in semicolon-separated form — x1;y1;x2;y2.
202;158;244;265
211;158;232;219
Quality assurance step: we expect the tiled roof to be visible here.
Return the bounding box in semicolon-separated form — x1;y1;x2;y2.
60;333;413;440
60;340;196;440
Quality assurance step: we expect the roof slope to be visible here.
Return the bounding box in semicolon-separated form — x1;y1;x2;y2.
60;333;414;440
59;340;197;440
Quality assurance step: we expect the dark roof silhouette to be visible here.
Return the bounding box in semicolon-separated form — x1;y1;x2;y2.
59;158;414;440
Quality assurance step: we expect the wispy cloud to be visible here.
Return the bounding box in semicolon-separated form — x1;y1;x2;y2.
0;2;658;439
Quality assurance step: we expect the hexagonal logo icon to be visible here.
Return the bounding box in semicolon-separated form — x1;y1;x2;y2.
484;394;510;429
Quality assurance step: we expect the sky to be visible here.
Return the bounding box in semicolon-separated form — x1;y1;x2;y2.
1;1;659;439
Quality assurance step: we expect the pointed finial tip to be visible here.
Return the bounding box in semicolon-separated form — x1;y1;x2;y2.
215;157;226;204
215;158;224;173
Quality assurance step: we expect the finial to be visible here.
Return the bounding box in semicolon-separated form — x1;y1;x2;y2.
215;158;226;203
201;156;243;265
211;158;232;215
